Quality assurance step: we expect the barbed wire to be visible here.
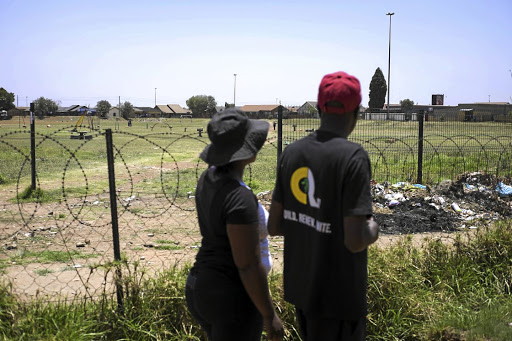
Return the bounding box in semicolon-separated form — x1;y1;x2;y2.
0;126;511;301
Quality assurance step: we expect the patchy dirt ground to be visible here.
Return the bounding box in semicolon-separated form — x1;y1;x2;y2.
1;171;511;300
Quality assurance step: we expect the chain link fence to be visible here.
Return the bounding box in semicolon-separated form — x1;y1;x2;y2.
0;112;511;301
281;108;512;183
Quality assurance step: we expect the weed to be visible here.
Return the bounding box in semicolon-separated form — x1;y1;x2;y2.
16;186;51;203
0;222;511;340
34;268;54;276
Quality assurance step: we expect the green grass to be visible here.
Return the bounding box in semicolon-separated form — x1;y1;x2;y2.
8;249;100;265
15;186;52;203
33;268;55;276
0;221;511;340
366;220;512;340
1;118;511;193
154;239;184;251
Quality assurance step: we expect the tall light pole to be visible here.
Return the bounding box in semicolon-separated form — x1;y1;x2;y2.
386;12;394;120
154;88;157;107
233;74;237;107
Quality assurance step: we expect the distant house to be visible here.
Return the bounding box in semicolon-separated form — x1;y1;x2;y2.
107;107;120;118
297;101;318;117
136;107;161;118
287;106;299;113
7;107;30;116
240;105;288;119
456;102;512;122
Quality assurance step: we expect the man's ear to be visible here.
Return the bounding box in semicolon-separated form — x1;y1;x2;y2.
353;106;360;120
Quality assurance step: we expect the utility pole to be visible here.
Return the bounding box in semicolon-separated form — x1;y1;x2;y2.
118;96;121;130
233;74;237;107
386;12;395;120
154;88;157;107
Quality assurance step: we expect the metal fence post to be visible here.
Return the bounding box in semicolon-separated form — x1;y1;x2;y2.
105;129;124;313
277;105;283;162
29;103;36;191
417;110;425;184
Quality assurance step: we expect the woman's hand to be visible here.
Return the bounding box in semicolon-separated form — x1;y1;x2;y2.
264;313;284;340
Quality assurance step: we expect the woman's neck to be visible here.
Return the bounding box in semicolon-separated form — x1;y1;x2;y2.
230;162;245;180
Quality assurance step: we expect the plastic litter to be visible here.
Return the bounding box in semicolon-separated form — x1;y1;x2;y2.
464;183;476;191
413;184;426;189
428;203;440;210
496;182;512;197
384;192;405;202
451;202;462;213
388;199;400;207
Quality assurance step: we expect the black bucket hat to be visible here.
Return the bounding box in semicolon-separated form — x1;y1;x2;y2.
200;109;269;166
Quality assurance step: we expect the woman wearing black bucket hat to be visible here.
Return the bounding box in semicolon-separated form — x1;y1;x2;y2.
185;109;284;341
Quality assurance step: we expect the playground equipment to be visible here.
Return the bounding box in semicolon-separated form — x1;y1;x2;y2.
70;109;95;140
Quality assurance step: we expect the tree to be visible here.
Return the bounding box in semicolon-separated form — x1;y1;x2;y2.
96;100;111;118
0;88;15;111
119;101;134;119
186;95;217;117
368;67;387;111
33;97;59;118
400;99;415;112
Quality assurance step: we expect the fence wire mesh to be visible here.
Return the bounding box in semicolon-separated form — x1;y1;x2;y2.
0;113;511;301
283;109;512;183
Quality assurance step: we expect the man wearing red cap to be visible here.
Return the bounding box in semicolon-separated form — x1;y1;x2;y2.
268;71;379;340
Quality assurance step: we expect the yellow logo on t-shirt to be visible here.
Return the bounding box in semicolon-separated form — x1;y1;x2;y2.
290;167;321;208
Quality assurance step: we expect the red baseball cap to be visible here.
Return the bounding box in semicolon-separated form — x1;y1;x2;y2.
317;71;361;114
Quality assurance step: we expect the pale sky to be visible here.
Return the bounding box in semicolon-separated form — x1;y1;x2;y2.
1;0;511;108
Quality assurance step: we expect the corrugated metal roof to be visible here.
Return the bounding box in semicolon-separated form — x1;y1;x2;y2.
241;105;279;112
167;104;187;114
156;105;173;114
137;107;160;112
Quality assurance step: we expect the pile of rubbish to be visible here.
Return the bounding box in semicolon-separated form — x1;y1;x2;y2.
371;172;512;235
256;172;511;235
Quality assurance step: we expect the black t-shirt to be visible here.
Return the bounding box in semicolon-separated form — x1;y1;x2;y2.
193;166;259;283
273;130;373;320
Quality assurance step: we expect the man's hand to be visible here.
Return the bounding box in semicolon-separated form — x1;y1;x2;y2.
344;215;379;253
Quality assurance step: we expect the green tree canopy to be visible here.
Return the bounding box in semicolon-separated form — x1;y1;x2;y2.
33;97;59;118
399;99;415;112
120;101;134;119
368;67;387;110
186;95;217;117
96;100;112;118
0;88;15;111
